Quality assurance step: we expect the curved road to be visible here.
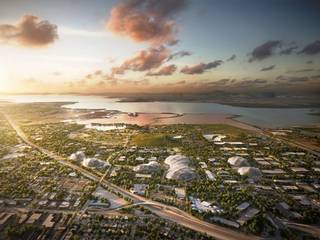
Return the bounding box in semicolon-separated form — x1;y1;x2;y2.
2;111;261;240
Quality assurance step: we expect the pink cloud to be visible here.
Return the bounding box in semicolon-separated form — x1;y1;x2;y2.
0;15;58;47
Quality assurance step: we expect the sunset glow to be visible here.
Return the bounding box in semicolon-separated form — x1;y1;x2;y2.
0;0;319;94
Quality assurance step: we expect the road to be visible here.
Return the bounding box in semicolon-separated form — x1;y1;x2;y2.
261;130;320;157
233;117;320;157
273;135;320;157
283;221;320;238
2;111;261;240
99;131;133;184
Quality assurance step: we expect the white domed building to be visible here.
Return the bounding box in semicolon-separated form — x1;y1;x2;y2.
227;156;250;167
237;167;262;179
69;151;86;162
133;161;161;173
164;155;196;181
82;158;109;169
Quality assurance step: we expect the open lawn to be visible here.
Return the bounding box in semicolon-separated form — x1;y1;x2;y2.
131;133;180;147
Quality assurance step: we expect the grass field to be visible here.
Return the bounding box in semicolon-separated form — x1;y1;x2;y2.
131;133;180;147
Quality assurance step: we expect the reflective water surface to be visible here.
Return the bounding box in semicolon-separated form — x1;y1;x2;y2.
1;94;319;128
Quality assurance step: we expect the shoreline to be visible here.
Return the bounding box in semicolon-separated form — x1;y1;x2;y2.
115;98;320;109
1;100;318;129
1;93;319;109
76;111;262;133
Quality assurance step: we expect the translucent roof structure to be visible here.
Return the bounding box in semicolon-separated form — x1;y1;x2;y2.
164;155;196;181
82;158;109;169
69;151;86;162
133;161;161;173
237;167;262;179
227;156;250;167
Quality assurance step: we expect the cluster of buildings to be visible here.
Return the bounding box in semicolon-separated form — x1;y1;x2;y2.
199;131;320;230
67;127;319;237
69;151;110;169
84;123;127;132
228;156;262;179
131;184;149;196
133;161;161;174
210;202;260;229
32;177;91;211
0;211;71;239
190;197;223;214
1;143;30;160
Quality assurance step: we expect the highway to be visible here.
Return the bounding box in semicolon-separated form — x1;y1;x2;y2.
261;129;320;157
283;221;320;238
271;135;320;157
2;111;261;240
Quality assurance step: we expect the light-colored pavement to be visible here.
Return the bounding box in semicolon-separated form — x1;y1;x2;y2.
282;221;320;238
2;111;261;240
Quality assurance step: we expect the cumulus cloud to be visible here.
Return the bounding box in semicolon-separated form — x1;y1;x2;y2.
0;15;58;47
261;65;275;71
181;60;223;74
106;0;188;46
248;40;281;62
167;50;191;61
299;40;320;55
147;64;177;76
226;54;236;61
83;69;117;83
112;46;170;75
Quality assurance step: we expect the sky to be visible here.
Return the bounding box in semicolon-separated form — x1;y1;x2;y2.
0;0;319;94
